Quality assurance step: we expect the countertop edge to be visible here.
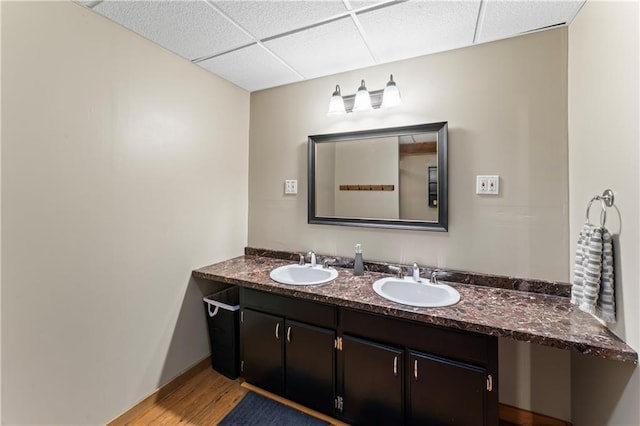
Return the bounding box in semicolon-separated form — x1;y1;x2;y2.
192;258;638;365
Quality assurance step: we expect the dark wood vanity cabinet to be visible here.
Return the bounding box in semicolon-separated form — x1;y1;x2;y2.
284;320;335;414
407;351;487;426
239;288;498;426
240;309;284;395
240;288;337;416
340;308;498;426
341;335;404;425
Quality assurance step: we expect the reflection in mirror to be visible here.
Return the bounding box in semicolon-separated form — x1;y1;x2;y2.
308;122;448;231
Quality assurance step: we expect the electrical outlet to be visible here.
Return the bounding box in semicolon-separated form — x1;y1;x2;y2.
476;175;499;195
284;179;298;195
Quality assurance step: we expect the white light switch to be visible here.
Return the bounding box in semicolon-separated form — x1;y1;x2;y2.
284;179;298;195
476;175;500;195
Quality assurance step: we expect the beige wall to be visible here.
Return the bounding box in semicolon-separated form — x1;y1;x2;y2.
0;0;3;421
334;137;399;219
568;2;640;425
399;153;438;221
1;2;249;424
249;29;571;420
249;28;569;281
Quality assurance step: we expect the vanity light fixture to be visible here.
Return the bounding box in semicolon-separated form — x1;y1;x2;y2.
353;80;373;112
328;85;346;116
327;74;402;115
381;75;401;108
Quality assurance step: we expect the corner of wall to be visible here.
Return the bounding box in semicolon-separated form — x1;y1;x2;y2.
0;0;4;421
568;1;640;424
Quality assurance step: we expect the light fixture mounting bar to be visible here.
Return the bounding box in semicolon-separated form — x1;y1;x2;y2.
342;89;384;113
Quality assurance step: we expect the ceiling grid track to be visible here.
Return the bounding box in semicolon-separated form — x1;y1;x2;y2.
255;42;307;80
350;12;379;64
473;0;487;44
201;0;305;79
258;0;400;44
191;42;256;64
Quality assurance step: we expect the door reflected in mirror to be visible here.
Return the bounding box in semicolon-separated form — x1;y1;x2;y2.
308;122;448;231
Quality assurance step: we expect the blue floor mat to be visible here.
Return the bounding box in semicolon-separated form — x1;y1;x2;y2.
219;391;329;426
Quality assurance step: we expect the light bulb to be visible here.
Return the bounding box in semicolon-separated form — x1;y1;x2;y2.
327;85;346;116
381;74;401;108
353;80;372;112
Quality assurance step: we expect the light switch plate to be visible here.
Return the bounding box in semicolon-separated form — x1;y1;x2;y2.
476;175;499;195
284;179;298;195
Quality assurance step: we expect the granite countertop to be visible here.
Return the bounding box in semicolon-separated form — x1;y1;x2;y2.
193;254;637;364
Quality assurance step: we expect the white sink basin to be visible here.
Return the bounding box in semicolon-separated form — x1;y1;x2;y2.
270;264;339;286
373;277;460;307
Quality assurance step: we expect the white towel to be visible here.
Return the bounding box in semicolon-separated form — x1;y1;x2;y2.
571;223;616;323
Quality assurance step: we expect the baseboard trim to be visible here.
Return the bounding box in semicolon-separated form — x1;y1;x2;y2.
499;403;571;426
106;357;211;426
241;382;349;426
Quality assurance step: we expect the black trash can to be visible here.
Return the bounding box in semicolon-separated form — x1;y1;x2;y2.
203;286;240;379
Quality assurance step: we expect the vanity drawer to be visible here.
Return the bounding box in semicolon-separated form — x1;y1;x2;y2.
241;288;337;329
340;308;491;366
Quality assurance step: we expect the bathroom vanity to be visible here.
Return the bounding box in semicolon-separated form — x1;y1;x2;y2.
193;249;637;426
241;287;497;425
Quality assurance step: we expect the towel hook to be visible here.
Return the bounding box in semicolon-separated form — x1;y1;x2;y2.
585;189;614;227
601;189;615;207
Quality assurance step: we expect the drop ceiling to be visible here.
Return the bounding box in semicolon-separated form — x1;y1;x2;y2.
78;0;584;92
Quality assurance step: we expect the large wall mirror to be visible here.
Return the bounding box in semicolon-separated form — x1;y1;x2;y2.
308;122;448;231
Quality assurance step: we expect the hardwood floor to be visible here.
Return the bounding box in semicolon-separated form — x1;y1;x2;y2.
122;364;568;426
124;367;346;426
127;367;247;425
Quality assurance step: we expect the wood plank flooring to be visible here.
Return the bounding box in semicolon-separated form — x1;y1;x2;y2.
127;367;247;425
123;364;567;426
125;367;344;426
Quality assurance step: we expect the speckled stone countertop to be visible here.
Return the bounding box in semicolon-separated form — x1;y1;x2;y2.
193;255;637;364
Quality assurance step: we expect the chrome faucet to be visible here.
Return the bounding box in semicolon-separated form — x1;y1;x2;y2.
412;263;421;282
389;265;404;279
307;251;317;267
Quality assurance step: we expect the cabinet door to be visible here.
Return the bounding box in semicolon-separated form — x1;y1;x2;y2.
285;320;335;415
241;309;284;395
341;335;403;425
408;351;486;426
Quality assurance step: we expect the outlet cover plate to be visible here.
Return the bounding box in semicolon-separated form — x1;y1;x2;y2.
476;175;499;195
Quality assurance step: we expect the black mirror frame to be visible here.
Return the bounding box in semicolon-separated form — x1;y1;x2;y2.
308;122;448;231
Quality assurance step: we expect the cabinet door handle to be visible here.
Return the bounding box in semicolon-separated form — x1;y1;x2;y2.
286;326;292;343
393;356;398;377
414;359;418;380
275;323;280;339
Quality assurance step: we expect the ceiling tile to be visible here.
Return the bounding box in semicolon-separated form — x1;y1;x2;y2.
477;0;584;43
92;0;253;60
264;17;375;80
213;1;347;40
357;1;482;63
198;44;303;92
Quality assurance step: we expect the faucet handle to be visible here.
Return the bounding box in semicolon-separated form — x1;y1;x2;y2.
388;265;404;278
322;258;336;269
299;254;305;265
430;270;438;284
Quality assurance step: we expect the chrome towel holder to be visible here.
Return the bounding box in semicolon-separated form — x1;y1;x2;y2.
585;189;615;226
